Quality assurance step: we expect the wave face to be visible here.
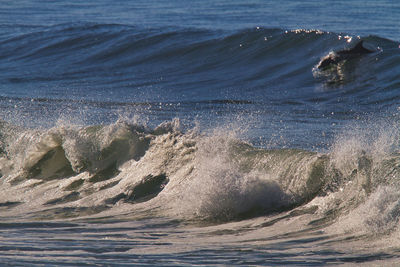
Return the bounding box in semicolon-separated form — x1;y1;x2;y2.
1;118;400;228
1;25;399;104
1;24;399;147
1;22;400;227
1;22;400;265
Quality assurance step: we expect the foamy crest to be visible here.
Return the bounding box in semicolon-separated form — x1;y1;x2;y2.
321;121;400;236
60;121;151;173
362;186;400;233
181;132;290;221
329;121;399;187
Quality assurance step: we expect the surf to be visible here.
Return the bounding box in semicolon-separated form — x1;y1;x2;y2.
0;116;398;239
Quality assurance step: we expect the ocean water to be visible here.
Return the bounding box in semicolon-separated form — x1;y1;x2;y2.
0;0;400;266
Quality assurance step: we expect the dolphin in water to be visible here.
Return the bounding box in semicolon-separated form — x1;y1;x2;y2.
317;40;375;69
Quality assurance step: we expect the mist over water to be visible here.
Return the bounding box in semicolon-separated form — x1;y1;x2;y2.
0;0;400;265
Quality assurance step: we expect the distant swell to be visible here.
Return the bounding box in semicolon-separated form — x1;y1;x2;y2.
0;23;399;105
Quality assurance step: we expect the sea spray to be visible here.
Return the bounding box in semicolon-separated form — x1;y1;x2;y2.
180;132;291;221
0;117;399;229
307;121;400;237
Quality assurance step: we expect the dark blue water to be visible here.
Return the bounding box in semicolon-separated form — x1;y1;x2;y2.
0;1;400;266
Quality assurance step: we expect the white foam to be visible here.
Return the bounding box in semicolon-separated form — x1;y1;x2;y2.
178;132;291;221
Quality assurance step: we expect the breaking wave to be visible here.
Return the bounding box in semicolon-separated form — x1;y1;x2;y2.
1;23;400;242
0;118;399;238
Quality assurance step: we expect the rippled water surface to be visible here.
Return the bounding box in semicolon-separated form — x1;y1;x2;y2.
0;1;400;266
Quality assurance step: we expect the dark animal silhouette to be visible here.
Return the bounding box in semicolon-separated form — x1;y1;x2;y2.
318;41;375;69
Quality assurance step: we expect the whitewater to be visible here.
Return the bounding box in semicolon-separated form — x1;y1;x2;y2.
1;0;400;266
